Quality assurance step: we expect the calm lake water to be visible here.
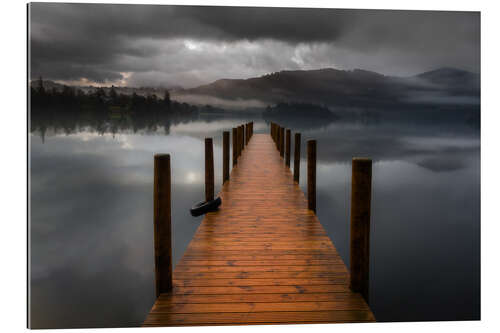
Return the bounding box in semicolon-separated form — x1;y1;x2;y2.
29;114;480;328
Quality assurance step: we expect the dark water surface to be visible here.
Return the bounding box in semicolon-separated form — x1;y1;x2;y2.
29;114;480;328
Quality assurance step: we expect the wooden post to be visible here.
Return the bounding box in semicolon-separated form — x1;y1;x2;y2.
276;124;279;145
275;125;279;147
349;158;372;303
275;125;279;148
241;125;245;150
238;125;242;154
243;124;246;146
223;131;230;183
278;126;282;150
236;126;241;158
244;123;248;145
205;138;214;202
293;133;301;183
307;140;316;212
153;153;172;297
241;124;244;148
232;128;237;166
279;127;285;157
241;124;245;149
285;129;291;167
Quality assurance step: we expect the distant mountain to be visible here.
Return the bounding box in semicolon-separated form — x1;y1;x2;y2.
416;67;479;86
414;67;480;94
176;67;479;109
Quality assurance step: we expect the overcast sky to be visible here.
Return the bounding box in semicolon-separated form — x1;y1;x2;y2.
29;3;480;88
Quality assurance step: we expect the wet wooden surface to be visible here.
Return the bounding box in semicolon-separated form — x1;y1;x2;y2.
143;134;375;326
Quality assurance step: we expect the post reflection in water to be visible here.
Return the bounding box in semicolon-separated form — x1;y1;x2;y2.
29;112;479;328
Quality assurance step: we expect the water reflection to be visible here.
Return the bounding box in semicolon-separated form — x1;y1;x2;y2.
29;113;480;327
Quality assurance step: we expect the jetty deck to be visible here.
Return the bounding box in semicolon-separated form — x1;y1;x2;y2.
143;133;375;326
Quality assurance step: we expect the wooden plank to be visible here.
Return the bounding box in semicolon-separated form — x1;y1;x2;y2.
151;301;370;313
172;278;348;287
173;272;347;280
181;250;342;256
157;292;366;304
170;284;351;295
143;311;375;326
144;134;375;326
176;259;343;266
174;265;347;273
180;254;341;260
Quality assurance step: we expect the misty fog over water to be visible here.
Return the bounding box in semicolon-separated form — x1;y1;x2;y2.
29;113;479;328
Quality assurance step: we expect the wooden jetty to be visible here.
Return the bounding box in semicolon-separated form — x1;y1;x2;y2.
144;122;375;326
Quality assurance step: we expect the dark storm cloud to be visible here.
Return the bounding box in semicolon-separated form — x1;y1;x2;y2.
29;3;480;87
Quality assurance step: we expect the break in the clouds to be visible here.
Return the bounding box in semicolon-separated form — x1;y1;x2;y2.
29;3;480;88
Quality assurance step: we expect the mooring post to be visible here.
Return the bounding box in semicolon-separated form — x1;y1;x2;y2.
280;127;285;158
239;125;243;153
241;125;245;150
236;126;241;158
153;153;173;297
223;131;230;183
232;127;237;166
349;158;372;303
294;133;301;183
236;126;240;157
245;123;248;145
278;126;282;151
205;138;214;202
241;124;248;149
276;124;279;145
241;124;244;147
285;129;291;167
275;125;279;147
275;125;279;148
307;140;316;212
